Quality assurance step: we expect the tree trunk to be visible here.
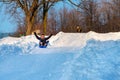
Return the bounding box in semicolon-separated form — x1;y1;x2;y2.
43;9;48;34
26;16;33;35
26;23;32;35
26;10;37;35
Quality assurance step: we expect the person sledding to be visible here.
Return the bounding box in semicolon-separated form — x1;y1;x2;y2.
34;32;52;48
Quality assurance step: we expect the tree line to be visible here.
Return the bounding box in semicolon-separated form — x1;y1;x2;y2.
1;0;120;36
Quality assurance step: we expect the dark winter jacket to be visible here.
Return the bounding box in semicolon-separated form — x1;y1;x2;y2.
34;32;52;46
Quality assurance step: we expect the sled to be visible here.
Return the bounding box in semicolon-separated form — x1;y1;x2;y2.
39;45;47;48
39;41;49;48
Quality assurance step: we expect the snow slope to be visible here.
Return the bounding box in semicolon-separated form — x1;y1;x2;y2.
0;31;120;80
1;31;120;49
49;31;120;48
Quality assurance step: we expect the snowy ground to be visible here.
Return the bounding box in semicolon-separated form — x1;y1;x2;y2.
0;31;120;80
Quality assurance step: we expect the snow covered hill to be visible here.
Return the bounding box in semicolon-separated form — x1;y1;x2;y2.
1;31;120;50
0;31;120;80
49;31;120;48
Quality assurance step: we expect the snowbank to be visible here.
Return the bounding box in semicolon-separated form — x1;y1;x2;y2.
1;31;120;49
49;31;120;48
0;35;38;54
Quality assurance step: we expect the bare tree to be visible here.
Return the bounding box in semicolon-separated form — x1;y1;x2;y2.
2;0;62;35
99;0;120;32
58;6;82;32
111;0;120;31
68;0;98;31
42;0;63;34
47;8;58;34
112;0;120;17
2;0;120;33
59;6;69;31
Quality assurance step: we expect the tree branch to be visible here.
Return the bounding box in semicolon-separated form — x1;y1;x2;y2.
16;0;25;10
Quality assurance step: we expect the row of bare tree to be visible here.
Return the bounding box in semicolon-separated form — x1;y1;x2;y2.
46;0;120;34
1;0;120;35
68;0;120;33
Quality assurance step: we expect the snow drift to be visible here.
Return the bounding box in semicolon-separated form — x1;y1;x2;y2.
1;31;120;49
49;31;120;48
0;31;120;80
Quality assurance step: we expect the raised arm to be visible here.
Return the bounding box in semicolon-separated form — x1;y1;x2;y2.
45;34;53;40
34;32;41;40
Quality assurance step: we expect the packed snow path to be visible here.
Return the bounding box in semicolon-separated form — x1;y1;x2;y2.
0;31;120;80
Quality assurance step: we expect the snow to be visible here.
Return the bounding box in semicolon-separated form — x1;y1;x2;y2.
1;31;120;49
0;31;120;80
49;31;120;48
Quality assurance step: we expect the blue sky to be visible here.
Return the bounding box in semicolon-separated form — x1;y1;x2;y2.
0;13;17;33
0;3;17;33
